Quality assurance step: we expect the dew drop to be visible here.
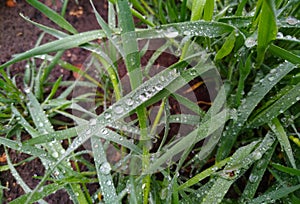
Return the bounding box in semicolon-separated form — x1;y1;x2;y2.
183;30;191;36
245;37;257;48
101;128;108;135
249;174;258;183
104;112;111;120
90;118;97;126
114;105;124;114
276;32;283;38
155;83;163;91
139;93;148;102
286;16;298;25
253;151;262;160
164;27;179;38
86;129;92;135
125;98;134;106
100;162;111;174
268;76;275;81
24;87;31;93
52;151;59;158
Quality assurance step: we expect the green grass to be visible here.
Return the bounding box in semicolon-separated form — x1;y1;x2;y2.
0;0;300;203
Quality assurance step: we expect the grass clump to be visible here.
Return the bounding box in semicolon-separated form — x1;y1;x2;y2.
0;0;299;203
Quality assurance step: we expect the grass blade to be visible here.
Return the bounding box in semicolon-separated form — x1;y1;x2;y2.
214;31;236;61
271;162;300;176
177;158;230;190
256;0;277;66
248;82;300;128
0;30;105;69
216;61;297;161
91;137;119;204
26;0;77;34
203;132;275;203
248;184;300;204
240;141;277;201
10;183;64;204
269;44;300;64
269;118;296;168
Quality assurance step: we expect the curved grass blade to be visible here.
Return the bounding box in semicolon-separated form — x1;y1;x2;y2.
269;118;296;168
4;147;50;203
26;0;77;34
177;157;230;190
216;61;297;161
271;163;300;176
256;0;277;66
91;136;119;204
248;82;300;128
0;137;54;162
203;132;275;203
9;183;64;204
0;30;105;69
248;184;300;204
19;13;68;39
269;44;300;64
214;30;236;61
240;141;277;201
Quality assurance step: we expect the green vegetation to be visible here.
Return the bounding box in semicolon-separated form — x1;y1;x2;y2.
0;0;299;203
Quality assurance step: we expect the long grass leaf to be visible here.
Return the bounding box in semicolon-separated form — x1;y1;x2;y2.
203;132;275;203
9;183;64;204
256;0;277;66
248;184;300;204
0;30;105;69
241;141;277;200
26;0;77;34
216;62;297;161
271;163;300;176
91;137;119;203
269;118;296;168
269;44;300;64
248;82;300;128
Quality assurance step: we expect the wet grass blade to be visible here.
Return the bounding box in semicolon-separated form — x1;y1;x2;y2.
241;141;277;200
256;0;277;66
203;132;275;203
91;137;119;204
145;109;228;174
177;157;230;190
214;31;236;60
248;184;300;204
136;20;237;39
269;44;300;64
216;61;297;161
26;0;77;34
271;162;300;176
201;140;259;204
248;82;300;128
0;30;105;69
9;183;64;204
269;118;296;168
